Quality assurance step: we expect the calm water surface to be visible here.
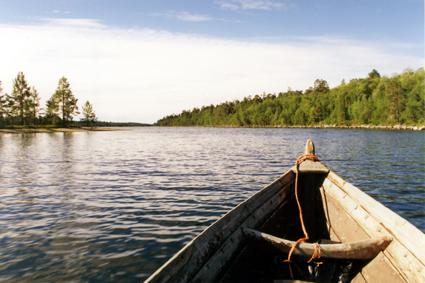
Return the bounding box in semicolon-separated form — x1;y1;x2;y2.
0;127;424;282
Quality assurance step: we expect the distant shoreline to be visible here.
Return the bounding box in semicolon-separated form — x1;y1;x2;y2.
2;124;423;133
0;127;127;134
156;124;425;131
258;124;425;131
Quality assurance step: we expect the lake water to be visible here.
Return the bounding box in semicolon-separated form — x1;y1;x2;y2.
0;127;424;282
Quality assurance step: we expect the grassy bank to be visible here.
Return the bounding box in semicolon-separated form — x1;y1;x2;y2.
0;127;126;134
0;122;152;134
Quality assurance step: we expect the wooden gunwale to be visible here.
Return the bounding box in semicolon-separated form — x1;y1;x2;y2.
192;182;292;282
327;171;425;261
318;187;406;282
323;171;425;282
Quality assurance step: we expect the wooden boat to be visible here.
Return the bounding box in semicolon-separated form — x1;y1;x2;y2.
145;140;425;283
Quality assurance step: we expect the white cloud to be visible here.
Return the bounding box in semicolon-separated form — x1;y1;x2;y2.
216;0;288;11
40;17;105;28
154;11;212;22
0;19;422;123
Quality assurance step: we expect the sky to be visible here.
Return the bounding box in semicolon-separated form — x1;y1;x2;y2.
0;0;423;123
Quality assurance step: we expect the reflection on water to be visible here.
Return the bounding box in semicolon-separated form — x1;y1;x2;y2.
0;128;424;282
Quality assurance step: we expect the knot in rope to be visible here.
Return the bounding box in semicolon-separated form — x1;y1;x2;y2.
295;153;319;166
307;242;321;263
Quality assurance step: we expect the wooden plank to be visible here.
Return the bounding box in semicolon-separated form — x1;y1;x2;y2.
324;176;425;281
361;252;405;283
351;272;367;283
321;183;407;283
323;177;425;282
319;186;341;242
321;184;370;242
191;184;291;282
244;228;392;260
327;171;425;264
145;170;294;283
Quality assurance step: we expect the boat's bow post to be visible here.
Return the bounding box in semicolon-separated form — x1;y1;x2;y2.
304;138;315;155
291;139;328;174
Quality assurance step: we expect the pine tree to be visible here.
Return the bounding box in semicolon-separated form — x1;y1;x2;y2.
9;72;31;125
45;95;59;125
82;100;96;126
27;86;40;124
51;77;79;126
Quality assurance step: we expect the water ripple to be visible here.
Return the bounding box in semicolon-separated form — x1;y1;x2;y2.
0;128;423;282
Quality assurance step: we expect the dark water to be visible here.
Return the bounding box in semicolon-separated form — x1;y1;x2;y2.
0;127;424;282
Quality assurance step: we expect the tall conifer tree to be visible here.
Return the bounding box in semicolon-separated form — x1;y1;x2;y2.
10;72;31;125
50;77;79;126
82;100;96;126
27;86;40;124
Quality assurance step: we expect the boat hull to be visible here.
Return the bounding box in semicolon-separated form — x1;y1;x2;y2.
146;162;425;282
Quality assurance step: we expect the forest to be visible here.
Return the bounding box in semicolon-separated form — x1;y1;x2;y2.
156;68;425;127
0;72;96;127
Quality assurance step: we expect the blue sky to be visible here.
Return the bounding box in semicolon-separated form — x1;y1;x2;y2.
0;0;423;122
1;0;423;48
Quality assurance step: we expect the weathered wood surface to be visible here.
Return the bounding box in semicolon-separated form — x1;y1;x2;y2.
304;138;315;155
360;252;406;283
192;184;291;282
145;170;295;283
351;272;368;283
327;171;425;259
323;174;425;282
244;228;392;260
292;160;329;174
320;186;405;283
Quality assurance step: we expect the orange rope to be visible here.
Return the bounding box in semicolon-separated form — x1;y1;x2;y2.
284;153;320;277
307;243;321;263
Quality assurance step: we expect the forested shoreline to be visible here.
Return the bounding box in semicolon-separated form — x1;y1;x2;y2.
156;69;425;128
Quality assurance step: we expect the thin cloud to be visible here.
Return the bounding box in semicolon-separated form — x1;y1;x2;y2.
153;11;212;22
51;10;71;15
0;22;421;123
40;17;105;28
216;0;289;11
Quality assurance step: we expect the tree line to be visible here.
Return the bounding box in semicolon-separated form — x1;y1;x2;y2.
156;68;424;127
0;72;97;127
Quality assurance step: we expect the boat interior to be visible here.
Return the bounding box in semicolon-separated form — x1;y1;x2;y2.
146;140;423;283
220;168;363;282
216;161;410;283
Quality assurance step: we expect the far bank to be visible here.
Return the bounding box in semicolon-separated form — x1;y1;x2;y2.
156;124;425;131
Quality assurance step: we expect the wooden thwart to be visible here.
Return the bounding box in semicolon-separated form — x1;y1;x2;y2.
244;228;392;260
